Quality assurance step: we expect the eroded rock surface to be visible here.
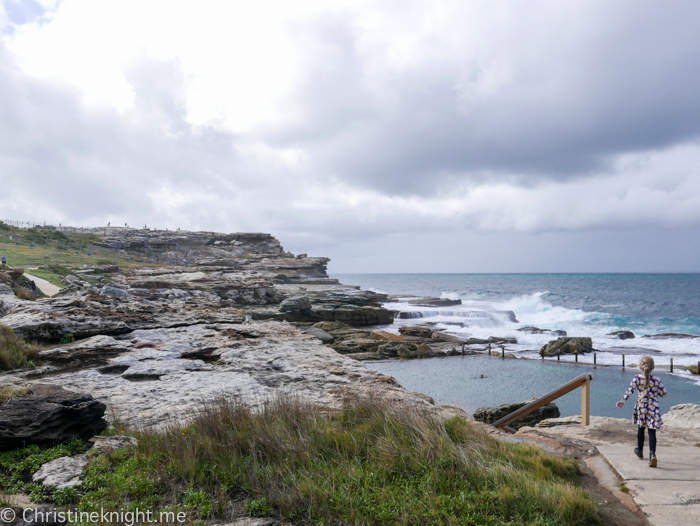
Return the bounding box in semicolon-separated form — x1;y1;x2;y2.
473;398;561;430
0;385;107;450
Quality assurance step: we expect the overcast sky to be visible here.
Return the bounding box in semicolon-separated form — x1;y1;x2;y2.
1;0;700;273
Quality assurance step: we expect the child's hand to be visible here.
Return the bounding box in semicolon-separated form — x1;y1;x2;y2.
616;401;624;408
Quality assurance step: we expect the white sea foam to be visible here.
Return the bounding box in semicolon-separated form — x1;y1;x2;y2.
385;291;700;367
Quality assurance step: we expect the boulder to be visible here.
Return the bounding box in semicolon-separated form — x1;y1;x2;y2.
0;283;14;296
303;326;335;344
377;341;419;358
608;330;635;340
539;337;593;357
663;404;700;429
473;398;561;430
398;326;433;338
279;296;312;313
329;339;382;354
32;455;89;488
0;384;107;451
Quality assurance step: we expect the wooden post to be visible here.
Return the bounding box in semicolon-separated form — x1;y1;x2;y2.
622;354;625;368
575;353;578;363
488;343;491;356
581;376;591;427
670;358;673;373
594;352;597;365
501;345;505;359
557;350;560;362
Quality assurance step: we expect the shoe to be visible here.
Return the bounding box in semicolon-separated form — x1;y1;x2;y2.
649;453;657;468
634;447;643;459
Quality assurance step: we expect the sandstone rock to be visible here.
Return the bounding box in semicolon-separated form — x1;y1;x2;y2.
279;296;312;313
32;454;89;488
407;297;462;307
100;285;130;298
662;404;700;429
473;398;561;430
330;339;382;354
370;330;405;342
0;384;107;451
0;283;14;296
398;326;433;338
608;330;635;340
539;337;593;357
303;326;335;344
90;435;138;451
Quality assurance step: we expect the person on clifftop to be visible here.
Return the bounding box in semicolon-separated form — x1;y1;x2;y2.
616;356;667;467
1;254;5;266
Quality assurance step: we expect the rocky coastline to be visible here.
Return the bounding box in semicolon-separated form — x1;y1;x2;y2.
1;228;464;437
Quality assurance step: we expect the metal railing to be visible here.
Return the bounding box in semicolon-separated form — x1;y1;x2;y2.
491;373;592;433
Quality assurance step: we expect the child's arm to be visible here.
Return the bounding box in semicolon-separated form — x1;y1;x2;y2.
621;377;638;402
656;378;668;398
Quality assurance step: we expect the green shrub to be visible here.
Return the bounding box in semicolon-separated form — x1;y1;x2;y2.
74;396;600;525
0;325;38;370
60;333;75;344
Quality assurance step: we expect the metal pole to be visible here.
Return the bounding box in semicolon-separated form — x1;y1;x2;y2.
488;343;491;356
501;345;505;359
594;352;597;365
557;350;560;362
575;353;578;363
622;354;625;368
670;358;673;373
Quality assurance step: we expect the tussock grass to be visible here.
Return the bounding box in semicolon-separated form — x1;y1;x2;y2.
0;325;38;371
78;396;600;525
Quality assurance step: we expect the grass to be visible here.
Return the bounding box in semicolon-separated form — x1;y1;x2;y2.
0;385;33;403
18;395;600;526
0;440;89;504
0;324;38;371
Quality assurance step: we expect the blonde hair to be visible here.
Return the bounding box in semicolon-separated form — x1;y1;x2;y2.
640;356;655;391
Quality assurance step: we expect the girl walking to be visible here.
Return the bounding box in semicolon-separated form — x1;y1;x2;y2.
616;356;667;467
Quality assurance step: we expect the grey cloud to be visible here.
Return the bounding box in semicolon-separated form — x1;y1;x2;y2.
265;1;700;194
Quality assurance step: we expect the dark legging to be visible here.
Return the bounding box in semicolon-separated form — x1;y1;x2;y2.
637;426;657;454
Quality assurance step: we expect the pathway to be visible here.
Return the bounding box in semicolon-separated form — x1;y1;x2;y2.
518;416;700;526
598;445;700;526
23;273;61;297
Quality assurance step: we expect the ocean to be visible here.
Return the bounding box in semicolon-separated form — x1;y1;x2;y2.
332;273;700;417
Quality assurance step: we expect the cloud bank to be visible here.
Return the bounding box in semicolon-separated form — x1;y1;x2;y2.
1;0;700;271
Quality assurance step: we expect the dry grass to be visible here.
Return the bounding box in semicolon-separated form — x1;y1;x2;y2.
76;395;601;525
0;325;38;370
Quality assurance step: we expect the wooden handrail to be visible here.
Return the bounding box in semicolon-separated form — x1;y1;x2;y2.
491;373;593;432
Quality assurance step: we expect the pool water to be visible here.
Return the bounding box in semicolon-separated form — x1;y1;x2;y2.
368;355;700;419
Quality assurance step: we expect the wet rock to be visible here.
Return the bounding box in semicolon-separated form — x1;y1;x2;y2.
643;333;699;340
0;283;14;296
608;330;635;340
330;339;382;354
473;398;561;430
0;384;107;451
407;297;462;307
517;326;567;337
398;326;433;338
32;455;89;488
279;296;312;313
539;337;594;357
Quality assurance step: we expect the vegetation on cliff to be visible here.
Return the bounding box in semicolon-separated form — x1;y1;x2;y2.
0;324;37;371
22;396;600;525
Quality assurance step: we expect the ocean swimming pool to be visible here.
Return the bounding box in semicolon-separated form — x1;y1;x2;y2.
368;355;700;419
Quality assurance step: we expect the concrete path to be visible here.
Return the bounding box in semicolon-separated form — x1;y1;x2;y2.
597;444;700;525
23;273;61;297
